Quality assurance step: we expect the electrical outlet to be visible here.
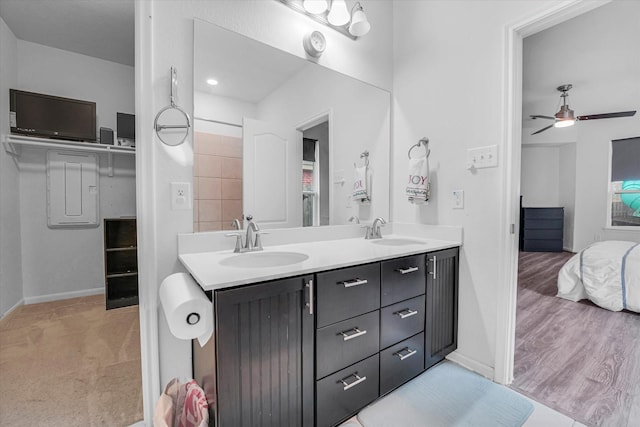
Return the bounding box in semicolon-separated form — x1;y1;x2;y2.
466;145;498;169
452;190;464;209
171;182;191;210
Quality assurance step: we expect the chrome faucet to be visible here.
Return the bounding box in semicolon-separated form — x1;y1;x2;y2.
365;217;387;239
231;219;241;230
348;216;360;224
226;215;265;253
245;216;261;251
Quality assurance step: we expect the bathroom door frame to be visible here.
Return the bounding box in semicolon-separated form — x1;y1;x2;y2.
495;0;611;385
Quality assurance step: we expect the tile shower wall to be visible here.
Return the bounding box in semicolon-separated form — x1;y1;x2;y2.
194;132;243;232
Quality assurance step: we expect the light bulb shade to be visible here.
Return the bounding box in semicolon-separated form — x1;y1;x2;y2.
303;0;328;14
328;0;350;26
349;8;370;36
554;119;575;128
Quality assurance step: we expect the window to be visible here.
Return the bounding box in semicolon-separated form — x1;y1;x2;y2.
608;137;640;228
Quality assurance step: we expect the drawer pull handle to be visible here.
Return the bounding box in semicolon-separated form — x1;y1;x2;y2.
395;308;418;319
394;347;417;361
339;373;367;391
396;266;419;275
338;278;368;288
305;279;314;316
339;327;367;341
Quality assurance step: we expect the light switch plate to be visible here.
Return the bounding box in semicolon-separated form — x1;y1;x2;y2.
171;182;192;210
452;190;464;209
466;145;498;169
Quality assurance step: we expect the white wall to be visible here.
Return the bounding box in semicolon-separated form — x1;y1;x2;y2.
521;145;561;207
522;1;640;250
143;0;394;390
392;0;559;374
13;41;136;303
0;17;23;317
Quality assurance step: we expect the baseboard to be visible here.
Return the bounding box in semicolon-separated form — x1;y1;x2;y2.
24;287;104;305
0;298;25;320
446;351;495;380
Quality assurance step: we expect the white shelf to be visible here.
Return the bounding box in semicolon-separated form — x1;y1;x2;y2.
3;134;135;177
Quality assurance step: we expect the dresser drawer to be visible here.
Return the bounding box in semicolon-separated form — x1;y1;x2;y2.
523;207;563;219
380;295;425;349
316;310;380;379
380;332;424;395
523;218;563;230
381;254;426;306
316;354;379;427
523;228;563;240
316;263;380;328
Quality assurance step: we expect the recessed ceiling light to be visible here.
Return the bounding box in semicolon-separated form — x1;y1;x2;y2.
206;78;219;86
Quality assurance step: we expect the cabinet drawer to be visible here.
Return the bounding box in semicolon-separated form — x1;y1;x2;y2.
380;332;424;396
380;295;425;349
523;218;563;230
316;354;379;427
523;207;563;219
523;228;563;240
317;310;380;379
381;254;426;306
316;263;380;328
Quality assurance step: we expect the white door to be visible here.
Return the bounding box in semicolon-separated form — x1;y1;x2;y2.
243;117;303;228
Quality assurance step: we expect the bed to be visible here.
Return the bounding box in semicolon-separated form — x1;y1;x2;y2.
557;240;640;313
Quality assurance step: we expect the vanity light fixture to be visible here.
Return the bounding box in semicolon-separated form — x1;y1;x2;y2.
278;0;371;39
303;0;328;14
206;78;219;86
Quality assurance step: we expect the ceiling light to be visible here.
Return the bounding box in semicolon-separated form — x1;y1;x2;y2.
206;78;219;86
553;96;575;128
348;2;370;37
303;0;328;14
327;0;350;26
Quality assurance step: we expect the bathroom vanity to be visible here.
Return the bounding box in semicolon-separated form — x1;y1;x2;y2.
179;226;460;427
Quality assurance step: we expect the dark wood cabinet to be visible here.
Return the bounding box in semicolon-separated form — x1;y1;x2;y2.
425;247;459;368
103;218;138;309
193;247;459;427
195;275;314;427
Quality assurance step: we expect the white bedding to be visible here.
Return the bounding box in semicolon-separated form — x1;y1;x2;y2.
557;240;640;313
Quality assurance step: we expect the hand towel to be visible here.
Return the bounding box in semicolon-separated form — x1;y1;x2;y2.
353;165;370;204
406;156;430;204
179;380;209;427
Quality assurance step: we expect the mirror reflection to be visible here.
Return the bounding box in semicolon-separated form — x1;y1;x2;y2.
193;19;390;231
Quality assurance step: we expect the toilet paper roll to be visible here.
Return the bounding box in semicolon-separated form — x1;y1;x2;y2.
159;272;213;347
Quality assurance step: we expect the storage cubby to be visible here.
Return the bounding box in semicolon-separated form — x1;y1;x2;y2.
104;218;138;309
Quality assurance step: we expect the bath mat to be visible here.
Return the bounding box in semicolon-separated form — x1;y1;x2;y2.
358;361;533;427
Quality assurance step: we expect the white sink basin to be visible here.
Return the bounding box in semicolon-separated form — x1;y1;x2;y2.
219;251;310;268
370;237;427;246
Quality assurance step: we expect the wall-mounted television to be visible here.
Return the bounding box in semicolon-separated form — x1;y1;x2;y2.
10;89;96;142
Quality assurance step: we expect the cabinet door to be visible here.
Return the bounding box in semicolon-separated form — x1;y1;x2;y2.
425;247;459;368
215;275;314;427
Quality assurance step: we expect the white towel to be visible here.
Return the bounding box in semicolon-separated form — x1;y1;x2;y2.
353;165;370;204
406;156;430;204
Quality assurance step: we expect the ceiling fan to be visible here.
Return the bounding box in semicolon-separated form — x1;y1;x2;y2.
530;84;636;135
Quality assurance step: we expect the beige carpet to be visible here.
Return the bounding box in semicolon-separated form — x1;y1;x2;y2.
0;295;143;426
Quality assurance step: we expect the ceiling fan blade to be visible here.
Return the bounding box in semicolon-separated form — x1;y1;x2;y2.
577;110;637;121
531;124;555;135
530;115;556;120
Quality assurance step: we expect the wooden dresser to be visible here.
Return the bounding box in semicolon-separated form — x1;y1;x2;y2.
520;207;564;252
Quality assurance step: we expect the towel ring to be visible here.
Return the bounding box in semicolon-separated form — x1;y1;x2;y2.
155;67;191;146
408;137;430;159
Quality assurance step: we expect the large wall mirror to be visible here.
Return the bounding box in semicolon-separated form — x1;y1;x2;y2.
193;19;390;232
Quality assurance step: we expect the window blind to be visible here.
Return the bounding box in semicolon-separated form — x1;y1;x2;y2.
611;137;640;181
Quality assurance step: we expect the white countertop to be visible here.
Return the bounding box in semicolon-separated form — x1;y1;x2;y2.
179;230;461;292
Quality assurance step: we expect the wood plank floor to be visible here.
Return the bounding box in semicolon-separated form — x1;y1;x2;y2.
511;251;640;427
0;295;143;426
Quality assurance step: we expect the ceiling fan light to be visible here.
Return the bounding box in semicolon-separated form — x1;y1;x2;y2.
303;0;328;14
554;119;575;128
349;4;370;36
328;0;350;26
